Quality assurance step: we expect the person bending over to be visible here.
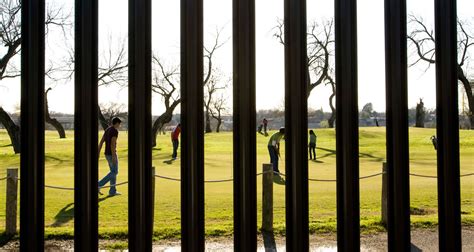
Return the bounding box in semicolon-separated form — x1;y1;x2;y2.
268;127;285;172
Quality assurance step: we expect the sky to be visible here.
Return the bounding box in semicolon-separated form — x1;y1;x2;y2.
0;0;473;115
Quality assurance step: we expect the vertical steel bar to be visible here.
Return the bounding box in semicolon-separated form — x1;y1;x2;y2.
181;0;205;251
233;0;257;250
284;0;309;251
20;0;45;250
384;0;411;251
128;0;153;250
74;0;99;250
434;0;461;250
335;0;360;250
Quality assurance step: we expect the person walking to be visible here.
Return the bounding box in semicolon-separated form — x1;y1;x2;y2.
98;117;122;196
268;127;285;172
309;130;317;160
171;123;181;160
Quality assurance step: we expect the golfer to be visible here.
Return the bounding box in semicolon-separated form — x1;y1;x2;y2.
171;123;181;160
309;130;317;160
98;117;122;196
268;127;285;172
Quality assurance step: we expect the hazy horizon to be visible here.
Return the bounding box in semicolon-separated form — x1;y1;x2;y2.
1;0;473;116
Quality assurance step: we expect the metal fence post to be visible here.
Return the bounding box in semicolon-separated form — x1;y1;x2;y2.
128;0;153;250
21;0;46;249
262;164;274;233
181;0;205;250
284;0;309;250
74;0;99;249
384;0;411;250
434;0;461;250
6;168;18;235
233;0;257;250
335;0;360;250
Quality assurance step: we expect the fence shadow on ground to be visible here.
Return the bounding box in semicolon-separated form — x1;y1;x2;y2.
0;233;14;247
262;231;277;251
411;244;422;252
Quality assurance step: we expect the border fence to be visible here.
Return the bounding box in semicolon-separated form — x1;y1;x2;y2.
15;0;464;251
2;163;472;244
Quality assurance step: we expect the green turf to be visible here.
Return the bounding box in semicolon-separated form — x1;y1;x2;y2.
0;127;472;239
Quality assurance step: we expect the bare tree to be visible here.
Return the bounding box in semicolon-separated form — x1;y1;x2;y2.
100;102;127;124
151;56;181;147
0;0;70;153
150;27;228;142
203;28;228;133
210;93;229;133
204;72;227;133
62;36;128;130
274;19;336;127
408;15;474;129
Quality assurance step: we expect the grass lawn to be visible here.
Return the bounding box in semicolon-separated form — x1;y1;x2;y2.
0;127;472;240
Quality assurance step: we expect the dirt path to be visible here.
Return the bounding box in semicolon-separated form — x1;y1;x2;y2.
1;228;473;251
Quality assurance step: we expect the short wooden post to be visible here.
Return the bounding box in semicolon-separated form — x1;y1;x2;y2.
6;168;18;235
381;162;388;226
262;163;273;232
151;166;156;227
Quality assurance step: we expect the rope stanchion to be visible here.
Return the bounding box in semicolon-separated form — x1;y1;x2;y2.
204;178;234;183
410;173;438;179
308;178;337;182
154;174;181;182
44;185;75;191
99;181;129;188
359;172;384;180
273;171;286;177
1;171;471;189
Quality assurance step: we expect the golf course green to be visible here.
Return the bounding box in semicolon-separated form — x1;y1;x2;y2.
0;127;472;239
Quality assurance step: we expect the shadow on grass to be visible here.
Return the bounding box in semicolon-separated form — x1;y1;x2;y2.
316;147;384;162
0;233;15;247
51;202;75;227
311;159;324;163
163;158;178;165
51;196;113;227
45;155;66;166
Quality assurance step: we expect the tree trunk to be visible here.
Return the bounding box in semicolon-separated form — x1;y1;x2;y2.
98;106;109;131
215;119;222;133
205;109;212;133
152;101;180;147
45;116;66;138
44;89;66;138
458;66;474;129
0;107;21;154
328;83;336;128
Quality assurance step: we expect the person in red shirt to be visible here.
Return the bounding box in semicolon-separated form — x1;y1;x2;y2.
171;123;181;160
